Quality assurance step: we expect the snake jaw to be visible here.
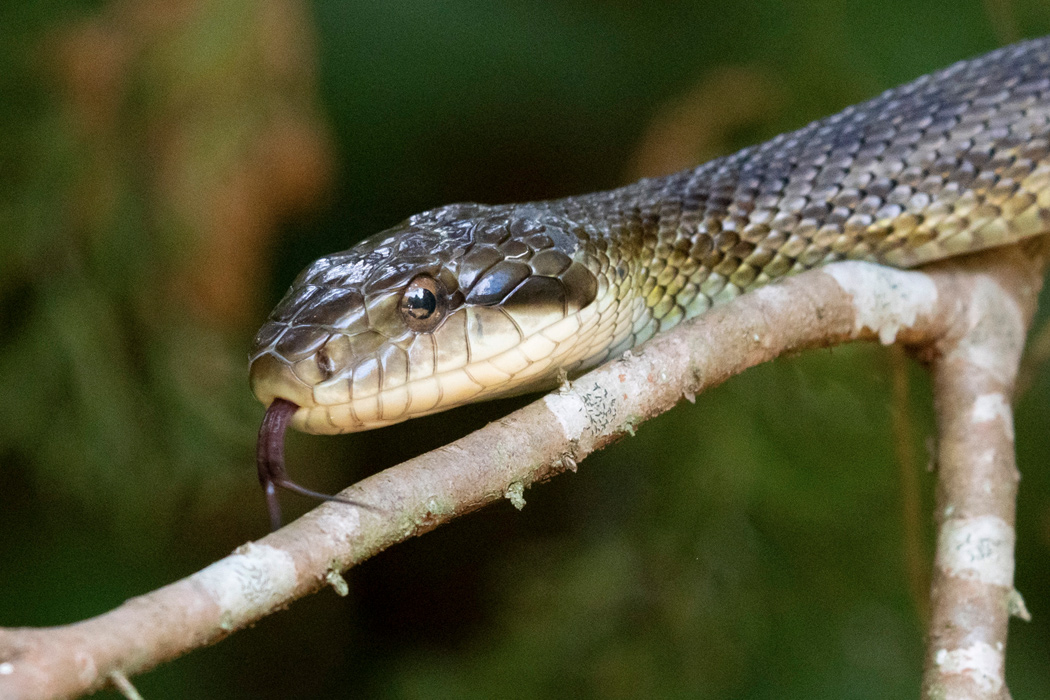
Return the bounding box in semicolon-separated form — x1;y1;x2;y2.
248;352;316;427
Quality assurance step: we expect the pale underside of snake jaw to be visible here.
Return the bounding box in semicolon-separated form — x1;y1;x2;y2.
251;36;1050;439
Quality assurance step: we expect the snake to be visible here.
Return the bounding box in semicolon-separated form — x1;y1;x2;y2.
250;36;1050;527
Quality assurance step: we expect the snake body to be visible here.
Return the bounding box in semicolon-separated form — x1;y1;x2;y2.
251;36;1050;438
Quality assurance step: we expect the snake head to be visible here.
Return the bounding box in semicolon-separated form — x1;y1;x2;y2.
249;203;602;434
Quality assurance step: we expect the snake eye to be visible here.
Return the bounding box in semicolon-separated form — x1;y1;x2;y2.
400;275;448;332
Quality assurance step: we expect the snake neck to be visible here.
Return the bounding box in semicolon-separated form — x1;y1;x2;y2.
538;35;1050;369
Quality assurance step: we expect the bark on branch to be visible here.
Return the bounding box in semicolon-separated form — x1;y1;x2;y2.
0;244;1045;700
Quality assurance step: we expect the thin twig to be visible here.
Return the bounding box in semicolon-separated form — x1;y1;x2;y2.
1013;314;1050;398
888;345;931;627
107;671;143;700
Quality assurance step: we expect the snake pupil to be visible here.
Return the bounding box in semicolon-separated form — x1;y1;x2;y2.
405;287;436;319
400;275;448;331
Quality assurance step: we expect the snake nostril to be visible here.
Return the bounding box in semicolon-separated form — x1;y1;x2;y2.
316;347;335;380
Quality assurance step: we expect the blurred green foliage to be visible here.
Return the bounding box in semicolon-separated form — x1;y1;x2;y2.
3;1;1050;698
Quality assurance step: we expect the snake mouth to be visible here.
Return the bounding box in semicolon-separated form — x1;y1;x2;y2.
256;396;374;530
249;353;315;412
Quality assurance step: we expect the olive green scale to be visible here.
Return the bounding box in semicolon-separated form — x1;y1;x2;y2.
538;36;1050;367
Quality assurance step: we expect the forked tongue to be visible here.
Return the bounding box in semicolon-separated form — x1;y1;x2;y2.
256;398;368;530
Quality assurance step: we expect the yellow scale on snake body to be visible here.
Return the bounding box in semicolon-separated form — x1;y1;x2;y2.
250;36;1050;526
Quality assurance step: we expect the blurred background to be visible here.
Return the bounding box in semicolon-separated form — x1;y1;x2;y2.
3;1;1050;698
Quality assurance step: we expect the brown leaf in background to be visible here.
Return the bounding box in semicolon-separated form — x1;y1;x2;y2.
50;0;334;328
51;19;128;139
626;65;784;181
256;110;335;217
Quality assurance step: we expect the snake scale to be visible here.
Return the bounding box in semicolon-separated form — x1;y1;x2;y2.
250;36;1050;525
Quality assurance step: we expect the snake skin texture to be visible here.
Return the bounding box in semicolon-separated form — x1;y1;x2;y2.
250;36;1050;435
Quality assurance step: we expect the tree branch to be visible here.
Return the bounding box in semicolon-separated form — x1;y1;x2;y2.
0;245;1045;700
